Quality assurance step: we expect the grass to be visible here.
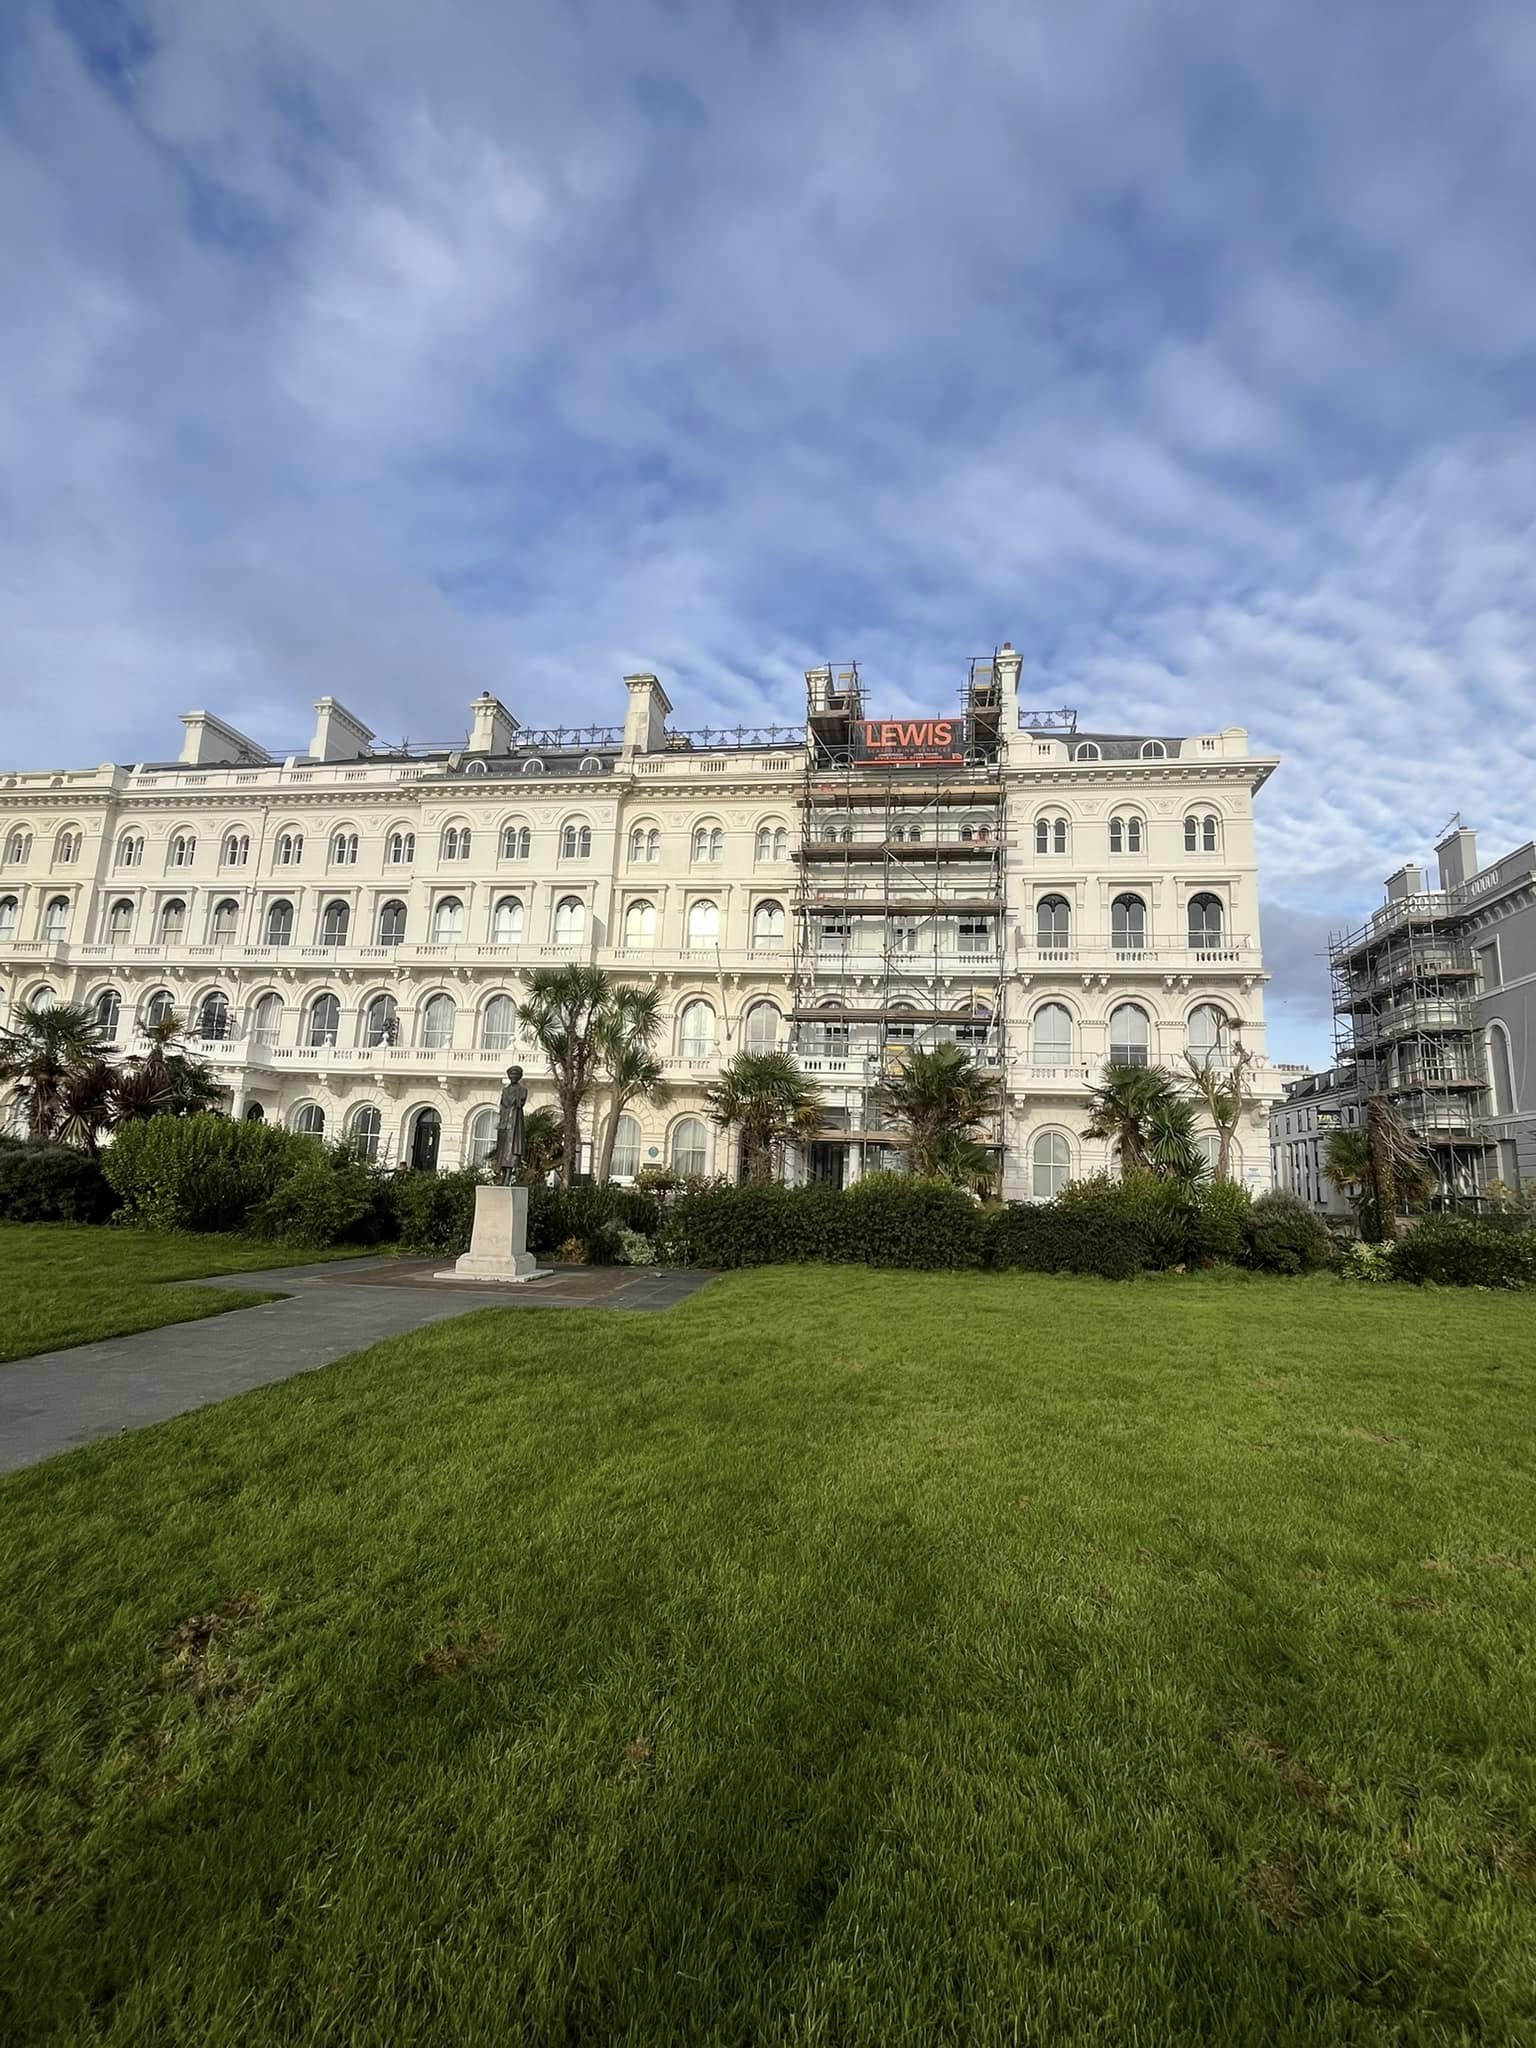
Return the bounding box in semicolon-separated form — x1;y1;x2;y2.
2;1264;1535;2044
0;1223;368;1363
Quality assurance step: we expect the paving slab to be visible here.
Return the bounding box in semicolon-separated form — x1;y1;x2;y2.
0;1256;714;1478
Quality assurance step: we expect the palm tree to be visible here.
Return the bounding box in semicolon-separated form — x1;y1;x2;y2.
1325;1100;1430;1242
119;1009;225;1122
517;964;612;1184
0;1000;109;1143
54;1059;119;1155
704;1051;824;1181
1141;1092;1207;1183
879;1043;999;1180
1083;1062;1178;1177
594;985;668;1182
517;1105;565;1183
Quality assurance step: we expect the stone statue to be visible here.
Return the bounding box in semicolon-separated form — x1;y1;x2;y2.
493;1065;528;1184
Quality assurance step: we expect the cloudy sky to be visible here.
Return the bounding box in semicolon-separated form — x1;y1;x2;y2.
5;0;1536;1065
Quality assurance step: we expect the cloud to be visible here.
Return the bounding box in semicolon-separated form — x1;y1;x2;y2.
6;0;1536;1065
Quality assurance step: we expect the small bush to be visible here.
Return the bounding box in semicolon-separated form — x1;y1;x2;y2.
612;1227;655;1266
390;1167;486;1255
249;1158;394;1248
102;1114;318;1233
1391;1218;1536;1290
839;1174;982;1270
0;1142;118;1223
1243;1190;1334;1275
528;1184;663;1260
554;1236;588;1265
1189;1178;1253;1266
1339;1240;1396;1284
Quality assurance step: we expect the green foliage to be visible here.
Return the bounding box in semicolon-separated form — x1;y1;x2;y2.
659;1182;851;1268
1391;1217;1536;1290
389;1167;488;1254
703;1051;823;1181
840;1173;983;1269
611;1227;656;1266
249;1157;395;1249
102;1114;318;1233
1243;1189;1335;1274
985;1201;1150;1281
1189;1176;1253;1265
1339;1240;1397;1284
0;1000;111;1143
528;1183;663;1260
877;1043;999;1179
0;1137;118;1223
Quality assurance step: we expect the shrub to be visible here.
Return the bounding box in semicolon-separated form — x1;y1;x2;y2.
1243;1190;1334;1274
1339;1240;1396;1284
528;1184;662;1259
0;1141;118;1223
1189;1178;1253;1266
838;1173;983;1270
612;1227;655;1266
659;1182;852;1269
102;1114;318;1233
1053;1172;1197;1269
986;1202;1150;1280
249;1157;394;1248
1391;1218;1536;1290
554;1236;588;1265
390;1167;487;1255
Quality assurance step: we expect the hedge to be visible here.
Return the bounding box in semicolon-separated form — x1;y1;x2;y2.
1242;1189;1334;1275
1391;1218;1536;1290
986;1204;1150;1281
0;1140;118;1224
102;1114;320;1233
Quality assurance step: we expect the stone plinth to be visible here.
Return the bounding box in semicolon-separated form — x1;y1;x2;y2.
435;1184;547;1284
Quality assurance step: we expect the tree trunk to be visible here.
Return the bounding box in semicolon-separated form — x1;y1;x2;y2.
560;1083;581;1185
595;1087;622;1184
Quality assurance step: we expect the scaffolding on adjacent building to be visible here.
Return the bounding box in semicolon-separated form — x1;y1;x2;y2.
789;657;1009;1178
1328;890;1490;1202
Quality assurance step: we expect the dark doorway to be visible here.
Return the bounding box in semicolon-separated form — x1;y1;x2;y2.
807;1142;846;1189
409;1107;441;1172
243;1103;265;1122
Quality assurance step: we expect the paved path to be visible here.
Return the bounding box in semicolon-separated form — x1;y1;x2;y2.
0;1257;713;1478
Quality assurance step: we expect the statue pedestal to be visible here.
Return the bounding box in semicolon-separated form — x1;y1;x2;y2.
435;1185;547;1284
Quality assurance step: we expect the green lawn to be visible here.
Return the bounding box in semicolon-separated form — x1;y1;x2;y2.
3;1265;1535;2044
0;1223;369;1363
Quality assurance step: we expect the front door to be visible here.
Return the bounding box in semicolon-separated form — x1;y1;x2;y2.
410;1108;441;1172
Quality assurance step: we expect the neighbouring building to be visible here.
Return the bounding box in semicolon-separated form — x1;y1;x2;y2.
1327;824;1536;1201
1269;1065;1361;1218
0;649;1286;1196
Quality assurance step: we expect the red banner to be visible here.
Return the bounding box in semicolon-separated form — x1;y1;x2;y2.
855;717;963;763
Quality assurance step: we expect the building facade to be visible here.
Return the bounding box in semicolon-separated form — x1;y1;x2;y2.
1268;1065;1361;1218
1328;825;1536;1202
0;651;1285;1194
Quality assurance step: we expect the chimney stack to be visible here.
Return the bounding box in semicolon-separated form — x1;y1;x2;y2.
1384;862;1426;903
467;693;519;754
622;672;672;756
1435;825;1478;892
309;697;374;763
178;711;269;767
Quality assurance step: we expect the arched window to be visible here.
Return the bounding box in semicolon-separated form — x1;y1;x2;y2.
169;833;196;868
320;900;350;947
145;988;175;1029
1032;1131;1071;1198
1141;740;1167;759
691;824;723;863
222;833;249;867
481;994;517;1050
432;896;464;942
1188;1003;1230;1065
1111;893;1147;948
1034;816;1068;855
330;831;359;867
1188;893;1223;946
378;900;407;946
479;896;519;946
306;993;340;1047
560;822;592;860
611;1114;642;1179
679;1000;716;1057
105;898;133;941
501;824;530;861
440;825;471;861
243;1103;264;1122
466;1107;498;1168
348;1104;382;1162
1109;814;1143;855
755;823;789;862
6;830;32;865
671;1116;708;1177
41;896;69;942
1036;895;1070;947
387;830;415;865
1490;1024;1516;1117
624;899;656;947
687;900;720;948
522;758;546;776
752;900;785;949
275;831;303;867
1074;742;1100;762
362;993;398;1048
54;829;81;865
28;984;58;1013
159;898;186;942
745;1002;780;1051
197;990;231;1042
93;988;121;1038
953;1001;991;1048
251;993;282;1048
421;993;455;1050
553;896;586;945
265;899;294;945
821;823;840;845
629;825;660;863
293;1103;326;1138
0;896;16;942
1032;1002;1073;1066
1108;1003;1150;1067
210;898;239;942
1184;813;1220;854
116;834;142;868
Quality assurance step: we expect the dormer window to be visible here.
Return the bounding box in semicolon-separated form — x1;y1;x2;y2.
1074;742;1100;762
1140;740;1167;759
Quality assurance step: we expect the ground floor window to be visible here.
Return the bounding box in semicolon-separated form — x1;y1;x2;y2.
1032;1130;1071;1198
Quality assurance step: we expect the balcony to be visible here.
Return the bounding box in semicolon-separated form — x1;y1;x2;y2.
1015;936;1259;970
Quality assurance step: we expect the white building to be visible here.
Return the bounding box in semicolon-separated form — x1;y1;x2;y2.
0;650;1284;1194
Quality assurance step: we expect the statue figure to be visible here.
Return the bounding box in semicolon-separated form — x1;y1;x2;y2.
493;1065;528;1184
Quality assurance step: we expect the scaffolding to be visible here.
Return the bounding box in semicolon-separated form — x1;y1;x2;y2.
1328;891;1490;1203
790;659;1009;1180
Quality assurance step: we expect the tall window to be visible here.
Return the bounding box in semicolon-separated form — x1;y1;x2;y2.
1111;893;1147;949
222;833;249;867
387;830;415;864
1109;814;1143;855
145;988;175;1029
1490;1024;1516;1117
293;1104;326;1138
755;823;788;861
1184;813;1219;853
501;824;530;861
624;899;656;947
54;829;81;865
0;896;16;942
348;1104;382;1162
1108;1003;1150;1066
466;1107;498;1167
159;898;186;942
1188;893;1223;947
752;900;785;949
629;826;659;862
481;994;516;1050
106;898;133;942
210;898;239;942
1032;1131;1071;1198
421;993;455;1050
169;833;196;868
687;900;720;948
307;993;340;1047
275;831;303;866
1035;816;1068;855
251;993;282;1048
560;823;592;859
611;1115;642;1179
1036;895;1070;947
330;831;359;866
378;900;407;946
93;988;121;1038
440;825;471;860
6;830;32;865
265;899;294;945
671;1116;708;1176
41;896;69;942
116;834;142;868
197;991;231;1042
321;900;351;947
1188;1003;1230;1065
957;917;990;956
553;896;586;945
1032;1002;1073;1066
679;1000;716;1057
745;1002;780;1050
362;993;398;1047
431;897;464;942
490;896;524;944
691;824;723;863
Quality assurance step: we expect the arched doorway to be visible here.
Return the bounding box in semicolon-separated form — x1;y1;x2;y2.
408;1106;441;1172
243;1103;265;1122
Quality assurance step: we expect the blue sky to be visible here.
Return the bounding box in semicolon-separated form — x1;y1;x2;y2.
5;0;1536;1066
